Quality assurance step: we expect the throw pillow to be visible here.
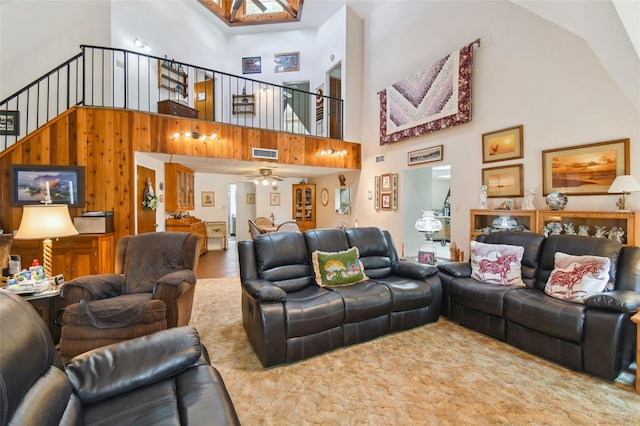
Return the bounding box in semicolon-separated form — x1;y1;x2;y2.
470;241;525;286
544;252;611;303
312;247;368;287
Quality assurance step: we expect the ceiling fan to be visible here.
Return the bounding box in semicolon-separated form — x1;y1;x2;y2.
246;168;284;186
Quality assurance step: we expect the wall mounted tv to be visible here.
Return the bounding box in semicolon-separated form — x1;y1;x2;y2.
9;164;86;207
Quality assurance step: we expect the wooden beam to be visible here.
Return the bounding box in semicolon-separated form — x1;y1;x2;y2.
274;0;297;18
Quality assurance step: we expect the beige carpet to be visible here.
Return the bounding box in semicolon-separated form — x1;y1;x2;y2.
190;278;640;425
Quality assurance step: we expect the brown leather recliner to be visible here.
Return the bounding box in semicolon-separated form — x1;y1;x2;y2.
0;290;240;425
59;231;201;359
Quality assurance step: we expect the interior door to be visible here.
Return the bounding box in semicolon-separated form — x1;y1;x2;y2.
194;79;214;120
137;165;157;234
329;76;342;139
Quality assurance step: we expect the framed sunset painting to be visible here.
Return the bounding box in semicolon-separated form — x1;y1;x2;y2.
542;139;629;195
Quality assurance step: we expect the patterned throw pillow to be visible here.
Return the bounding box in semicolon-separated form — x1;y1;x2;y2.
544;252;610;303
470;241;525;286
312;247;368;287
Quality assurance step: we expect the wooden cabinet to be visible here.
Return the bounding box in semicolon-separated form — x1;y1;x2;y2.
158;60;188;98
537;210;640;246
165;164;195;211
166;218;207;256
293;184;315;232
10;234;114;280
469;209;537;241
157;99;198;119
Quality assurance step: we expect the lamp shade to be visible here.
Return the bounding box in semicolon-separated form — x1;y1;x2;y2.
14;204;79;240
415;210;443;233
607;175;640;194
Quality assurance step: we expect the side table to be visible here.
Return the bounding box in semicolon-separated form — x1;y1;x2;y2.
23;288;64;344
631;311;640;393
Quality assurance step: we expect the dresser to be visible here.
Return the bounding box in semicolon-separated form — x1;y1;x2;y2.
166;217;207;255
158;99;199;119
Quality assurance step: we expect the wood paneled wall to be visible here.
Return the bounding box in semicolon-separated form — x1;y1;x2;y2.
0;106;361;243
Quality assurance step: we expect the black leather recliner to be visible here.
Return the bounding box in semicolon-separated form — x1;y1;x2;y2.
0;290;240;426
239;226;441;367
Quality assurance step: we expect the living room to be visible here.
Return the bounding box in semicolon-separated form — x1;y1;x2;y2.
1;0;639;423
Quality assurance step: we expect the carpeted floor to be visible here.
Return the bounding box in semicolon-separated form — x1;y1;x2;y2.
190;278;640;425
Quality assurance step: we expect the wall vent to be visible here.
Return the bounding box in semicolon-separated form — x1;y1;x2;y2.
375;154;385;164
252;148;279;160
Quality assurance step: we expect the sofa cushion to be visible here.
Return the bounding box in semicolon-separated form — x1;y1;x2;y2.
449;277;514;317
284;286;345;338
312;247;368;287
345;227;394;278
470;241;525;287
254;232;315;293
370;275;436;312
328;281;393;323
544;252;610;302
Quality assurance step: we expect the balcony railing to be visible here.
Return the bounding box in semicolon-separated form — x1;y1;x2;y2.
0;45;344;151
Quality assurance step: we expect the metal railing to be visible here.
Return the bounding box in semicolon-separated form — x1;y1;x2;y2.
0;45;344;151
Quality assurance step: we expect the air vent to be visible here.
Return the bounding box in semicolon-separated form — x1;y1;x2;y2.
252;147;279;160
375;154;385;164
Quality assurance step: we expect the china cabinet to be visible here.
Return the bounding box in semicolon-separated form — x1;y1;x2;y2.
537;210;639;246
165;164;195;211
292;184;315;232
469;209;537;241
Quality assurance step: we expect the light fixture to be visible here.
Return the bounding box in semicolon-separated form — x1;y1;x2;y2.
415;210;443;265
133;38;151;52
171;132;218;141
316;148;348;157
14;204;79;279
608;175;640;210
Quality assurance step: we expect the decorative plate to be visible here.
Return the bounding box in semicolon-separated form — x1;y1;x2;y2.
546;192;568;210
320;188;329;206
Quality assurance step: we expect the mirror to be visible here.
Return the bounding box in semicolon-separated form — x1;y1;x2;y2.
335;188;351;214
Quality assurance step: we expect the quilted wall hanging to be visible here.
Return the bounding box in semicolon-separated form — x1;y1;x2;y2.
379;39;478;145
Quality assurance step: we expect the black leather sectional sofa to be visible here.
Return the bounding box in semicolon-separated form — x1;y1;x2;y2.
438;232;640;380
238;226;442;367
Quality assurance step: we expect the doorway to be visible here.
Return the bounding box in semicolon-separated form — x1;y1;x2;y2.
136;165;157;234
327;62;342;139
283;81;310;134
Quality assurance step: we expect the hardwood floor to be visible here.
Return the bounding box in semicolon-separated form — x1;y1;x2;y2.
197;237;240;278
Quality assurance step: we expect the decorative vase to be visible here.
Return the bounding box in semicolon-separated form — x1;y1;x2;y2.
546;192;568;210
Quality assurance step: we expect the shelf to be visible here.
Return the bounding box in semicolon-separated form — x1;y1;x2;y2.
158;60;188;98
232;94;255;114
470;209;537;241
537;210;639;246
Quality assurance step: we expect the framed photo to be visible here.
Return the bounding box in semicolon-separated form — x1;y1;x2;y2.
274;51;300;72
0;110;19;136
270;192;281;206
374;176;380;210
247;193;255;204
9;164;85;206
392;173;399;210
242;56;261;74
381;173;392;191
482;164;524;198
201;191;214;207
408;145;443;166
482;125;523;163
380;192;392;210
542;139;629;195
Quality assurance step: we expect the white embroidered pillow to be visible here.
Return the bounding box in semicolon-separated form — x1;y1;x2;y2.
544;252;610;303
470;241;525;286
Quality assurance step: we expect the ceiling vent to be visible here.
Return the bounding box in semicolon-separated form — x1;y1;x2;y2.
252;147;279;160
375;154;385;164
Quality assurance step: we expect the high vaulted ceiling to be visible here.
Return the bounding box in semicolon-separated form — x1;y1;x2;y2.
197;0;305;27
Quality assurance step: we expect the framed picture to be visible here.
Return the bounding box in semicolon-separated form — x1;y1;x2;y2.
374;176;380;210
242;56;261;74
482;125;523;163
201;191;214;207
380;192;392;210
274;51;300;72
482;164;524;198
247;193;255;204
270;192;281;206
9;164;85;206
408;145;443;166
381;173;392;191
392;173;399;210
542;138;629;195
0;110;19;136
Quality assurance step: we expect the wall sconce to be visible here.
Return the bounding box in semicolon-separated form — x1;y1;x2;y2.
316;148;348;157
171;132;217;141
133;38;152;53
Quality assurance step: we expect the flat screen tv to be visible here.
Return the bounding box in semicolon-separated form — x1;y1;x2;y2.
9;164;86;207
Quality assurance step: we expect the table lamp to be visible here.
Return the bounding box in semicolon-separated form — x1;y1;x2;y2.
415;210;443;265
14;204;79;278
608;175;640;210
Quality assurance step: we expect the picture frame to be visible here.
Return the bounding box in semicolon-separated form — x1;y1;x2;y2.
541;138;629;196
374;176;380;210
380;192;392;210
0;110;19;136
247;193;255;204
274;51;300;72
9;164;85;206
408;145;443;166
482;125;523;163
381;173;392;191
201;191;214;207
270;192;281;206
392;173;399;210
242;56;261;74
482;164;524;198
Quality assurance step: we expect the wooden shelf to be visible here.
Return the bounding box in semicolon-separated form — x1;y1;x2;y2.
158;60;188;98
537;210;639;246
232;94;255;114
470;209;537;241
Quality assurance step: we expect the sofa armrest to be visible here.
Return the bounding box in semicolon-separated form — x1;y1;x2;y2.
437;262;472;278
242;278;287;302
392;260;438;280
61;274;125;305
66;326;203;405
584;290;640;314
